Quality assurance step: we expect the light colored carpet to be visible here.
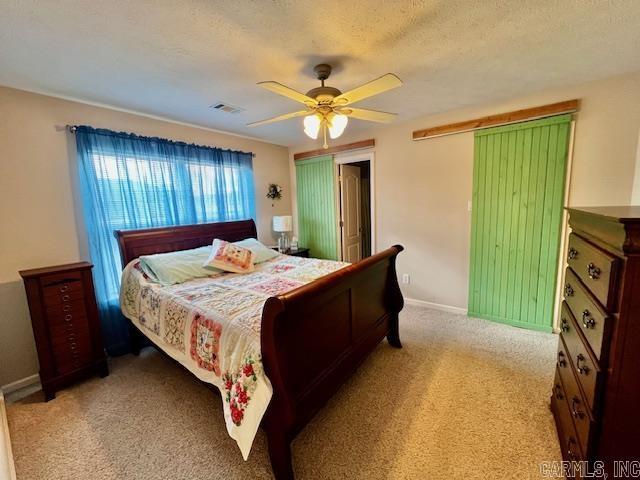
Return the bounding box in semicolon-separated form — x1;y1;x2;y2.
7;305;561;479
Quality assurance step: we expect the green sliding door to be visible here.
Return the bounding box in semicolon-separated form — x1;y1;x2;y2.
296;155;338;260
468;114;571;331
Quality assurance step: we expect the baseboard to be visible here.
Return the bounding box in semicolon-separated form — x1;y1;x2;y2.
1;374;41;404
0;392;17;480
404;297;468;315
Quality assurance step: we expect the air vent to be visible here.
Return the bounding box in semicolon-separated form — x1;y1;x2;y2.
209;102;245;114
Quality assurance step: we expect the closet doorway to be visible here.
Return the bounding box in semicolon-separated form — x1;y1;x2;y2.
295;150;374;262
338;160;372;262
334;151;374;263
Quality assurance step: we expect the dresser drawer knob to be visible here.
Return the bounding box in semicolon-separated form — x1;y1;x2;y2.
564;283;574;297
582;310;596;329
554;384;564;400
63;304;71;312
60;285;69;293
576;354;590;375
571;397;584;419
560;317;570;332
568;247;579;260
557;351;567;368
587;263;601;280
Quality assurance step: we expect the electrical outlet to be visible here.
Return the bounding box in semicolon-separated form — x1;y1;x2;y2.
402;274;410;284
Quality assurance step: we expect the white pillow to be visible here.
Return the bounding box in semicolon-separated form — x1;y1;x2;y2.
234;238;280;263
139;246;220;285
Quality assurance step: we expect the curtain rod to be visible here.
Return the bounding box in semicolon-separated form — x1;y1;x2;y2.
65;125;256;157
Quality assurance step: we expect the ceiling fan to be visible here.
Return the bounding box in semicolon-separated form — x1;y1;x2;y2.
248;64;403;148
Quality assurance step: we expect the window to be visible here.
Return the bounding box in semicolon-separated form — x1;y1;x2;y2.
75;126;255;353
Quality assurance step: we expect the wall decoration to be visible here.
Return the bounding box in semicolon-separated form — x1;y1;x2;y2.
267;184;283;206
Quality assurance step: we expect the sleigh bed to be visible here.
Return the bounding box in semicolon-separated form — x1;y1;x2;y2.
115;219;404;480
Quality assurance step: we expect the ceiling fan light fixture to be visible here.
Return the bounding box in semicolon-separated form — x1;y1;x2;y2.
303;114;321;139
250;65;402;146
328;114;348;139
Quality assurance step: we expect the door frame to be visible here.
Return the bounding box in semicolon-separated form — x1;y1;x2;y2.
334;150;376;257
552;120;577;332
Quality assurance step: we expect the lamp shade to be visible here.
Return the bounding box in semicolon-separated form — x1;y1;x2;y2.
272;215;292;232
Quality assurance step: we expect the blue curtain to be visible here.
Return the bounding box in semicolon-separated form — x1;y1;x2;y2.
75;126;256;355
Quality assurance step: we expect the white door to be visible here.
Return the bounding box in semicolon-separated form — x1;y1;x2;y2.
340;164;362;262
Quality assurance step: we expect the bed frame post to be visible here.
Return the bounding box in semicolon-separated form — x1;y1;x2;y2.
387;312;402;348
386;245;405;348
128;322;145;355
266;427;294;480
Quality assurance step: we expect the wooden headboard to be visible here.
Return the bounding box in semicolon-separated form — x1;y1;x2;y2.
114;219;258;267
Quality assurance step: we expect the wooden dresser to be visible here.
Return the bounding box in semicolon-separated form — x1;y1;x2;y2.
20;262;108;400
551;207;640;476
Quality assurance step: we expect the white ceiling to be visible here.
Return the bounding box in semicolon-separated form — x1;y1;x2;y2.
1;0;640;146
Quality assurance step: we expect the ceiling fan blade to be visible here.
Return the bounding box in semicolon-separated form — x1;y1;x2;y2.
257;81;318;106
340;107;397;123
246;110;311;127
332;73;402;106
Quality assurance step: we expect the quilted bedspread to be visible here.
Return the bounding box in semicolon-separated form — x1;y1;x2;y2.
120;253;349;459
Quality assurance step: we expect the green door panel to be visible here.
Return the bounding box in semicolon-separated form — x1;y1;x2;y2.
468;114;571;331
295;155;338;260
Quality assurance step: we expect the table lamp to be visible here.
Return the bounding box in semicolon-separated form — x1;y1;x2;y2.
273;215;293;252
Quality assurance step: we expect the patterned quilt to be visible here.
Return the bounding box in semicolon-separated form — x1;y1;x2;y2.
120;253;349;459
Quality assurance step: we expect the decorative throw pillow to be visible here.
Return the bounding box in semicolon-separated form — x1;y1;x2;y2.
203;239;255;274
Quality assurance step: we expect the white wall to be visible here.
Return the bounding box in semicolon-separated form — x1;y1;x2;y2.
0;86;292;386
290;71;640;310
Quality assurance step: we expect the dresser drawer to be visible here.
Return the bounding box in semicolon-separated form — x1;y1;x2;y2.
43;280;84;306
551;366;584;465
561;329;602;414
563;269;612;362
50;318;91;347
45;298;88;325
556;338;596;455
567;233;619;311
53;344;92;375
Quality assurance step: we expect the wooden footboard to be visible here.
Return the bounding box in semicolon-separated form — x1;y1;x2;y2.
260;245;405;480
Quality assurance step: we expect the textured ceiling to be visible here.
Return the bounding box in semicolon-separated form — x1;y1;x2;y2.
1;0;640;146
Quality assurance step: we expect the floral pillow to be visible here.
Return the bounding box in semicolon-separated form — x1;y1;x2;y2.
203;239;255;274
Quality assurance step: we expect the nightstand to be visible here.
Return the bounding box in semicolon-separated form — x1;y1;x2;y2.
272;247;310;258
19;262;108;401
